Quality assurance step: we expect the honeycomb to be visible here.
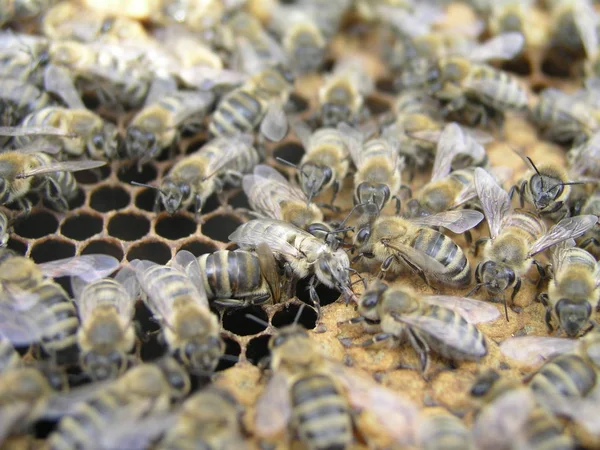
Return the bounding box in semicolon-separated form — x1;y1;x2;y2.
2;0;599;449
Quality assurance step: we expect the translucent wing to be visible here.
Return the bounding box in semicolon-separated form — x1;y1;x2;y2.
256;242;281;303
338;122;368;167
41;380;113;419
423;296;500;323
293;120;312;149
528;215;599;257
16;160;107;179
0;403;32;443
255;372;292;438
0;126;76;138
11;140;63;155
469;32;524;62
143;75;177;107
97;410;177;450
574;1;599;59
260;103;288;142
376;3;442;38
382;240;448;283
550;240;576;275
431;123;467;182
38;255;119;282
329;363;419;446
409;210;484;234
43;64;85;110
173;250;209;305
169;91;215;125
0;297;48;345
202;134;255;180
499;336;577;365
114;265;141;302
179;66;247;90
229;219;303;259
474;167;510;240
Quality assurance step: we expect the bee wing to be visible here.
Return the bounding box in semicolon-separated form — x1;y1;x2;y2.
173;250;210;308
550;239;576;275
143;75;178;107
179;66;247;90
376;3;442;38
293;120;312;149
499;336;577;365
40;380;114;419
409;210;484;234
384;241;448;283
431;123;467;182
229;219;303;259
0;296;48;345
169;90;215;125
0;126;76;138
234;36;286;75
474;167;510;240
469;32;525;62
260;103;288;142
256;242;281;303
540;396;600;436
528;215;599;257
472;388;536;450
338;122;368;167
114;265;141;302
16;160;107;179
423;296;500;323
11;140;64;155
38;254;120;282
97;410;177;450
574;1;599;59
0;403;32;443
328;362;419;446
43;64;85;110
202;134;255;180
255;372;292;438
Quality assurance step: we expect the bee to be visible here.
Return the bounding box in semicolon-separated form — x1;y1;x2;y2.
341;280;497;375
0;78;53;129
0;148;106;213
71;266;140;381
398;33;527;128
132;251;224;375
352;209;484;289
0;251;120;365
158;386;248;450
49;357;190;450
134;134;259;217
0;210;9;247
317;56;374;127
16;65;120;160
537;240;600;338
125;77;214;166
472;167;598;319
197;243;284;309
255;318;421;449
416;408;475;450
209;64;293;142
487;0;535;45
292;121;351;208
229;219;357;311
0;336;20;374
0;32;49;87
548;0;598;59
568;129;600;178
575;192;600;258
470;369;575;450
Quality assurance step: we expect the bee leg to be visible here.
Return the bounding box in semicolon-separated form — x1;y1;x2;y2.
464;230;473;246
532;259;547;288
539;293;554;333
377;255;395;279
392;195;402;215
16;198;33;217
473;237;489;256
329;180;341;208
580;237;599;251
359;332;393;347
337;316;366;328
510;277;521;308
407;328;431;378
308;276;321;318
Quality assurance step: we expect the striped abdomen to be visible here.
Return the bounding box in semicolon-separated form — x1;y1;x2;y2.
291;373;353;450
199;250;268;303
202;141;260;175
419;304;487;360
468;66;527;110
209;89;264;137
521;407;573;450
530;353;597;399
411;228;471;287
419;413;472;450
0;337;20;374
15;107;65;146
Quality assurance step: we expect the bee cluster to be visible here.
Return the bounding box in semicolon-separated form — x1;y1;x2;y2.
1;0;600;448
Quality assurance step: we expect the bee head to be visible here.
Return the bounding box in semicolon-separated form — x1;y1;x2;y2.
269;325;309;351
155;356;191;401
358;280;387;320
321;102;352;127
478;261;515;294
315;249;352;294
180;336;224;375
160;180;191;214
82;350;127;381
299;162;333;201
556;298;592;338
125;127;157;160
530;173;563;210
470;369;501;398
355;182;391;213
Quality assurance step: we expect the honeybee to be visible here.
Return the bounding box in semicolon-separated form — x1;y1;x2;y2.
209;64;293;142
0;210;9;247
255;320;420;448
568;129;600;178
71;266;140;381
575;192;600;258
548;0;598;59
132;251;224;375
472;167;598;319
229;219;357;311
125;77;214;166
0;78;53;128
292;121;350;208
49;357;190;450
0;32;49;86
352;209;484;289
470;369;575;450
398;33;528;128
135;134;259;217
416;408;475;450
158;386;248;450
0;148;106;213
487;0;536;45
0;251;120;365
317;56;374;127
197;244;284;309
341;280;498;375
16;65;120;160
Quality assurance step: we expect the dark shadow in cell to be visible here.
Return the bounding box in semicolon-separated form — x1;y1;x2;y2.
228;189;251;209
273;142;304;165
13;210;58;239
222;306;269;336
501;56;532;76
246;334;271;366
34;420;58;440
202;215;242;242
90;186;130;212
376;77;397;94
287;93;309;114
136;301;168;362
296;278;341;307
272;302;317;330
127;240;171;265
215;337;241;372
531;83;549;94
30;239;76;264
54;276;74;298
322;58;335;72
61;214;103;241
194;192;219;215
185;138;208;155
108;214;150;241
135;188;157;212
365;95;390;116
541;56;571;78
81;91;100;110
178;240;218;257
117;162;158;184
74;164;111;184
155;215;197;240
81;239;124;261
6;238;27;255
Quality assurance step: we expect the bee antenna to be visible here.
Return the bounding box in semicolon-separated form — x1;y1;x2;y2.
346;267;367;289
276;157;298;168
131;181;166;195
466;282;485;297
245;314;270;328
559;181;587;187
337;202;369;228
502;294;509;322
526;157;544;189
293;303;307;326
219;354;240;363
326;226;354;237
